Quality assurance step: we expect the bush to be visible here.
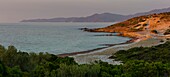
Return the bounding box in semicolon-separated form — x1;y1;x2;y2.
143;23;148;26
164;29;170;35
114;41;170;63
151;30;158;34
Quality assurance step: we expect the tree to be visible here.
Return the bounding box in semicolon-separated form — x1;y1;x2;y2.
0;60;8;76
0;45;6;60
2;46;17;67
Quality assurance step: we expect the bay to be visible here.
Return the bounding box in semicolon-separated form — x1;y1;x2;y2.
0;22;130;54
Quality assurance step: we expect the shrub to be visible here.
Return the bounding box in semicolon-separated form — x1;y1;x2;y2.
143;23;148;26
164;29;170;35
151;30;158;34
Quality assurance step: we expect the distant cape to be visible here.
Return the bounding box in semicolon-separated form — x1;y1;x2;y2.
21;7;170;22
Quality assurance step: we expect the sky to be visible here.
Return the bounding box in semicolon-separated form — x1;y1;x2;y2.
0;0;170;22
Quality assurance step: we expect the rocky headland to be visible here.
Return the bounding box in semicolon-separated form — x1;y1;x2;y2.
84;12;170;38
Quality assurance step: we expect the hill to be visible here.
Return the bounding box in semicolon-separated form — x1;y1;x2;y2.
87;12;170;38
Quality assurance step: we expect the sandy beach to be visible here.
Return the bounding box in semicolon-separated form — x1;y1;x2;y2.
71;37;167;65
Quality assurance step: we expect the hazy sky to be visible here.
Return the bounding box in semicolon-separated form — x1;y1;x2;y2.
0;0;170;22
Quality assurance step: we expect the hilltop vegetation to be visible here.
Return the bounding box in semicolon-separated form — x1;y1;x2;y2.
0;41;170;77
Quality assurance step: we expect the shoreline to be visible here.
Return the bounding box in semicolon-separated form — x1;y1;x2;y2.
57;30;167;64
57;47;107;57
72;37;165;64
57;37;139;57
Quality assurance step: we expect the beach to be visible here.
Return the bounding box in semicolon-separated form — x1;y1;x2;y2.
71;37;167;64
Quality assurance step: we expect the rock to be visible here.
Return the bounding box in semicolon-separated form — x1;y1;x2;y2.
79;28;97;32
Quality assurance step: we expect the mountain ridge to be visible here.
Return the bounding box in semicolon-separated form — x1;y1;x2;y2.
21;13;125;22
21;7;170;22
128;7;170;17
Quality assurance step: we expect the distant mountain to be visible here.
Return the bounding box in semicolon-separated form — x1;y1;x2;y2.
21;7;170;22
128;7;170;18
21;13;126;22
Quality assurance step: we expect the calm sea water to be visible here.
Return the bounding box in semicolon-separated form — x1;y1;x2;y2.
0;22;130;54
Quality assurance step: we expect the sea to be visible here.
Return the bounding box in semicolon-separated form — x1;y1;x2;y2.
0;22;130;54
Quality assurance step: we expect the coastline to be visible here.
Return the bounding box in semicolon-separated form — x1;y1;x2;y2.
58;26;169;64
57;27;149;64
72;37;165;64
57;47;107;57
56;29;168;64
